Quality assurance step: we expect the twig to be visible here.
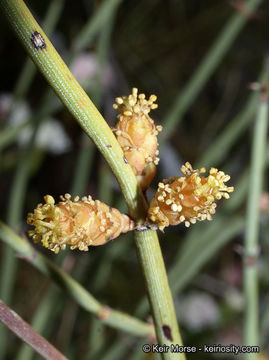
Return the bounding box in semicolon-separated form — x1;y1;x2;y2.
243;83;268;356
196;64;269;169
0;221;154;338
0;1;185;358
0;300;67;360
162;0;263;139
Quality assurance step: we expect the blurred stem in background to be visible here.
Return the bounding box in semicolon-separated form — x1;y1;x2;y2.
225;142;269;213
243;86;268;357
196;63;269;169
0;0;147;218
0;123;39;358
77;10;117;358
0;1;65;358
134;59;269;320
0;221;155;338
135;215;245;319
1;0;267;358
72;0;122;53
0;0;64;301
17;1;123;358
162;0;263;140
0;300;67;360
0;1;185;359
16;285;61;360
261;293;269;348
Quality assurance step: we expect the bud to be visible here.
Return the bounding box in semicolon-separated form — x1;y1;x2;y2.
113;88;162;190
148;162;234;230
27;194;134;253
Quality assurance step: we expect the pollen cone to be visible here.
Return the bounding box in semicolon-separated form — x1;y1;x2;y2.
27;194;134;253
113;88;162;190
148;162;234;230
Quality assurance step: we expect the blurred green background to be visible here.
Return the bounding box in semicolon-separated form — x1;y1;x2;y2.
0;0;269;359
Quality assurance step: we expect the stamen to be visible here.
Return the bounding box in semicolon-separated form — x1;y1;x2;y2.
147;162;234;230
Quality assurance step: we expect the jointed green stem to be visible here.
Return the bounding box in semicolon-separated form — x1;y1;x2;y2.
0;4;65;358
1;0;146;219
0;118;39;359
72;0;123;52
0;300;67;360
16;286;60;360
162;0;263;139
14;0;65;99
0;221;154;338
243;89;268;358
18;7;120;356
0;0;185;357
196;65;269;169
135;230;183;350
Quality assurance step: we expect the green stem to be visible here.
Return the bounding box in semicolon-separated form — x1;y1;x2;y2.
101;341;130;360
135;230;184;359
19;9;117;352
0;1;185;357
14;0;65;99
0;126;37;300
73;0;123;52
84;13;115;358
243;89;268;357
0;300;67;360
0;122;38;359
16;286;60;360
261;296;269;347
0;0;146;219
196;65;269;169
162;0;263;139
0;221;154;338
0;120;32;150
71;137;95;197
169;216;245;295
135;215;244;318
0;89;61;152
225;142;269;212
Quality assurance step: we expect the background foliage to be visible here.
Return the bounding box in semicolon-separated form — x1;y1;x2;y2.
0;0;269;359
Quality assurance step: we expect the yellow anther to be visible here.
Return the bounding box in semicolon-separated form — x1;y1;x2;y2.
147;162;234;230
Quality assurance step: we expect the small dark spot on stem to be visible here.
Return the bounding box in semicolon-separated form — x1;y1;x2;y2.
31;31;46;50
123;156;128;164
106;144;112;148
162;324;173;342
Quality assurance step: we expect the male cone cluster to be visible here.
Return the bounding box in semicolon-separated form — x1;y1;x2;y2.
27;89;234;252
